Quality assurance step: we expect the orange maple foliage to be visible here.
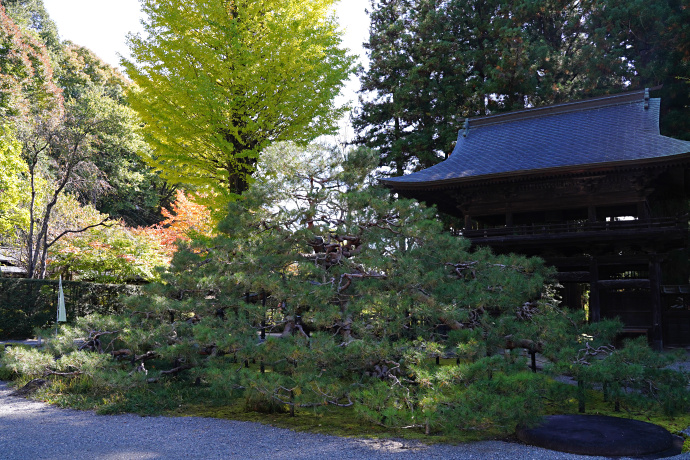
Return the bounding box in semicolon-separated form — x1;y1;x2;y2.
140;190;213;257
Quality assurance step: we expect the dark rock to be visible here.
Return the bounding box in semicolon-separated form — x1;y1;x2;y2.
11;378;49;397
517;414;680;458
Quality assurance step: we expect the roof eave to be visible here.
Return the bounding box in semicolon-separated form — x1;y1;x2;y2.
381;152;690;191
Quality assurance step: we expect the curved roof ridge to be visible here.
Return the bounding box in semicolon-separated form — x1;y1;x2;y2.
469;87;658;129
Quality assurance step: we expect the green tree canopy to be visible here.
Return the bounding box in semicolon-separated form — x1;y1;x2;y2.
0;0;61;58
58;43;129;102
588;0;690;140
55;44;176;226
0;3;61;118
1;2;176;226
0;2;174;279
123;0;355;202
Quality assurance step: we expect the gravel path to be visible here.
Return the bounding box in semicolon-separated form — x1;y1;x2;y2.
2;381;690;460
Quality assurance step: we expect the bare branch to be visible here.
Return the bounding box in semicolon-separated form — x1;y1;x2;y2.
46;218;112;250
44;370;83;377
160;364;194;375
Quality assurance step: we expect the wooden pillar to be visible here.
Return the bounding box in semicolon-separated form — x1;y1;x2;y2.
649;255;663;351
588;205;597;223
464;213;472;230
589;258;600;322
561;282;581;310
506;211;513;227
637;200;649;221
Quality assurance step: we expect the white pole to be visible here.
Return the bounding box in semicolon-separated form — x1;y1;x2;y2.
56;275;66;336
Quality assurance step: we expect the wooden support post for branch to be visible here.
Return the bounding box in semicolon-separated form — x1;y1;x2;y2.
290;390;295;417
603;381;609;402
530;350;537;373
578;380;586;413
261;291;266;340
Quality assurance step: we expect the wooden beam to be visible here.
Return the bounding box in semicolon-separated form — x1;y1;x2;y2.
464;191;649;217
597;279;651;290
556;271;591;282
547;254;654;268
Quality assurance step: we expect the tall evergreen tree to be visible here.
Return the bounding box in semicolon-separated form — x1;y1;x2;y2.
587;0;690;139
355;0;690;174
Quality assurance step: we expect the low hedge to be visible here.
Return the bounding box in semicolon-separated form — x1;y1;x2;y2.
0;278;140;339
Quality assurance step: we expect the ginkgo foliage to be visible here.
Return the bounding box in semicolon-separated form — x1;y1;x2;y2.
123;0;355;203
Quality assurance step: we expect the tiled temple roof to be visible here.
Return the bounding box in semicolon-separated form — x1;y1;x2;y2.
382;89;690;190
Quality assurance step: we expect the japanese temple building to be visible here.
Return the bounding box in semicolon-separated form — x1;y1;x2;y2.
382;89;690;349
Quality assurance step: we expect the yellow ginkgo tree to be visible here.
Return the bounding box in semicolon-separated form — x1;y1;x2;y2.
123;0;355;205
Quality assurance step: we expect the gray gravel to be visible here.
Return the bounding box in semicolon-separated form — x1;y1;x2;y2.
2;381;690;460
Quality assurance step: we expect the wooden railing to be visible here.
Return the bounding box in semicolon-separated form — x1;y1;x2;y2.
463;217;685;239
